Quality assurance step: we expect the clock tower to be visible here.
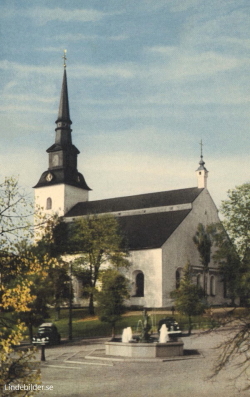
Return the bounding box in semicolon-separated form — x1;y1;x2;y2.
34;54;91;216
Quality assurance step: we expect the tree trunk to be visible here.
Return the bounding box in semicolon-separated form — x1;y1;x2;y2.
89;292;95;315
188;315;192;335
28;323;33;342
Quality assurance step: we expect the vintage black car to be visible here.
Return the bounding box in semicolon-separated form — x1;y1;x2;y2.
157;317;182;337
32;323;61;346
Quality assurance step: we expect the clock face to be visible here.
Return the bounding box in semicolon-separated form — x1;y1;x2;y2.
46;173;53;182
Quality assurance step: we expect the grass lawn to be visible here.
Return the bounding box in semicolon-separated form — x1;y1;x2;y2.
32;307;226;339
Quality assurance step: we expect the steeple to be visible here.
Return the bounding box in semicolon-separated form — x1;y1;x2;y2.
56;68;72;124
34;51;91;215
196;140;208;188
55;51;72;147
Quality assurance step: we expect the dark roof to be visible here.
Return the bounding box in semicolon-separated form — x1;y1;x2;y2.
117;210;191;249
33;168;91;190
64;187;203;250
65;187;203;217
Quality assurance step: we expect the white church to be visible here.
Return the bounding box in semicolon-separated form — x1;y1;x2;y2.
34;64;228;308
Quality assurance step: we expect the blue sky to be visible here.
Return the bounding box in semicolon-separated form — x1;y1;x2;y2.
0;0;249;210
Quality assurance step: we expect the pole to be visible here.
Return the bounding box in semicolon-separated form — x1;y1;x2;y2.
41;344;46;361
69;262;72;341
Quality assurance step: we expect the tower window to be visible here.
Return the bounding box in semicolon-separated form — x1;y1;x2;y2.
176;270;181;289
52;154;59;166
46;197;52;210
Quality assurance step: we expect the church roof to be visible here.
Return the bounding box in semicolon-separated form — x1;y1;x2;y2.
117;210;191;249
64;187;203;249
65;187;202;217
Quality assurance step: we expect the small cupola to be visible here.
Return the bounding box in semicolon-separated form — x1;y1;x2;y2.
196;140;208;189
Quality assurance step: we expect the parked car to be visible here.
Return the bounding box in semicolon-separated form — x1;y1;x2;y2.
157;317;182;337
32;323;61;346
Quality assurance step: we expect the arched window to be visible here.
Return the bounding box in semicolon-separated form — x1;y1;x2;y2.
197;274;202;288
210;276;215;296
176;270;181;289
135;272;144;297
46;197;52;210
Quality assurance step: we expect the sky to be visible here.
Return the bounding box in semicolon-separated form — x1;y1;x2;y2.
0;0;249;212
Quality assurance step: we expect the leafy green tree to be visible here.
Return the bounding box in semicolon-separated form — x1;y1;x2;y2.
220;183;250;305
193;223;212;297
209;183;250;390
171;262;206;334
96;269;130;339
0;176;51;394
210;223;241;306
69;214;130;315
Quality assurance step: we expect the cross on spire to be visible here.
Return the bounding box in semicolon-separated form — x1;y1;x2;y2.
62;49;67;68
200;139;203;158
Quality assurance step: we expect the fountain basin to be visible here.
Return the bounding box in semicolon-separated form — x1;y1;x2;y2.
105;339;184;358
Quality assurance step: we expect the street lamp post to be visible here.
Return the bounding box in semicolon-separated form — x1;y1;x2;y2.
41;344;46;361
69;262;72;341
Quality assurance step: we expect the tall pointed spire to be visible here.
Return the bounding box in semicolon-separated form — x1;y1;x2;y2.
34;50;91;194
55;51;72;143
56;68;72;127
196;140;208;188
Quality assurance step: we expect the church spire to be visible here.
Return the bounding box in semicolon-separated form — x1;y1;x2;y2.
56;52;72;128
34;51;91;198
196;140;208;188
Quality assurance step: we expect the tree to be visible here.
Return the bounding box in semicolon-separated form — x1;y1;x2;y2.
171;262;206;334
95;269;130;339
220;183;250;305
210;223;241;306
69;214;130;315
207;183;250;390
193;223;212;298
0;176;56;394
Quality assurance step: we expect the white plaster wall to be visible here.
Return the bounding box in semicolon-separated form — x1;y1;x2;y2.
64;185;89;214
35;184;88;216
161;189;226;307
125;248;163;308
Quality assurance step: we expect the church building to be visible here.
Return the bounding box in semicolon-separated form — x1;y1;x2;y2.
34;63;227;308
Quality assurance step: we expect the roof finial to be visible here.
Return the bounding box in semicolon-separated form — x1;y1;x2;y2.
200;139;203;158
62;49;67;68
197;139;206;170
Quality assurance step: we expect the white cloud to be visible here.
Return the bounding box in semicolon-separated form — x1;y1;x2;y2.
0;60;135;80
71;63;135;79
36;46;65;53
146;49;243;80
3;93;56;104
146;46;177;55
0;60;58;75
0;105;54;113
169;0;202;12
24;7;114;25
54;33;129;42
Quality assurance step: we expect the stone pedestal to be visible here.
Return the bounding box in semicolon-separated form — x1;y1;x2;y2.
105;339;184;358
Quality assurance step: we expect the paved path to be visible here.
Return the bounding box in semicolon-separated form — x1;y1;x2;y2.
35;331;249;397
